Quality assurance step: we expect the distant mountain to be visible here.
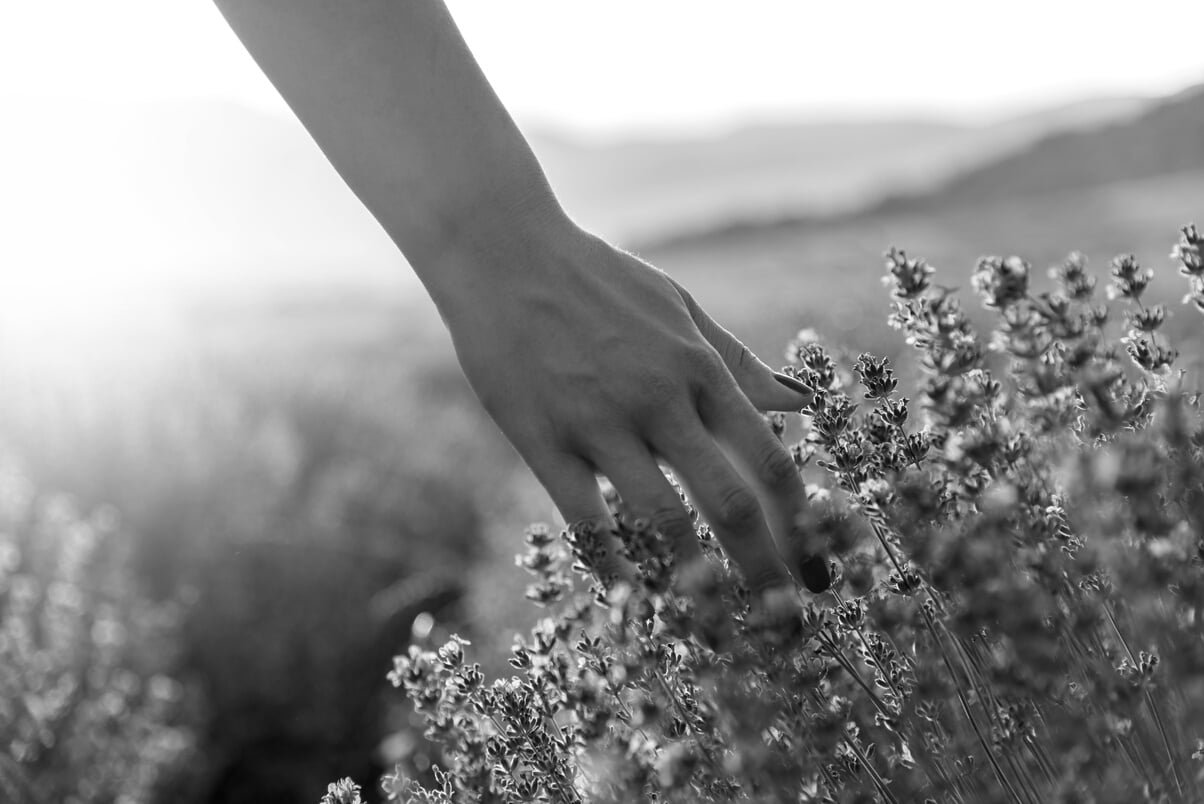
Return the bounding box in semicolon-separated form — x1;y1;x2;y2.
876;84;1204;214
634;87;1204;359
532;95;1152;242
642;87;1201;252
0;92;1159;298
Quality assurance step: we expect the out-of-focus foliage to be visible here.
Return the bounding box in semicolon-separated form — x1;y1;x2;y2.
0;455;197;803
361;225;1204;803
0;302;512;803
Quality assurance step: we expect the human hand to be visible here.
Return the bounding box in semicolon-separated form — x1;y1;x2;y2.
434;216;831;599
214;0;828;605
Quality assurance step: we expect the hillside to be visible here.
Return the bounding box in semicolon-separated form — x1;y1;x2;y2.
645;85;1202;252
883;83;1204;214
641;86;1204;360
0;93;1153;299
534;95;1150;241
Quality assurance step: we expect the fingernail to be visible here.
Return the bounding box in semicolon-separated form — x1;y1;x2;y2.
797;554;832;594
773;372;812;397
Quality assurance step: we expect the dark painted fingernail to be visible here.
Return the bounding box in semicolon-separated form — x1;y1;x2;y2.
773;372;812;397
797;554;832;593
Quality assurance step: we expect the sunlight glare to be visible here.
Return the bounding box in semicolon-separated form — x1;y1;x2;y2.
0;255;179;378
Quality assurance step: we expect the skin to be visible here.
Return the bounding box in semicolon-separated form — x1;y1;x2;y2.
211;0;828;600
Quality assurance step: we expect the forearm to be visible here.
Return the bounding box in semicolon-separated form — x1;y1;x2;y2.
212;0;569;305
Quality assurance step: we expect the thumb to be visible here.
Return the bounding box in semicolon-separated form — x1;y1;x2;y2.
670;278;812;412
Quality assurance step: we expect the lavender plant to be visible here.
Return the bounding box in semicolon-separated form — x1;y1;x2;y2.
0;455;197;803
341;224;1204;803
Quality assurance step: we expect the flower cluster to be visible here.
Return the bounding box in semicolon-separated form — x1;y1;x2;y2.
321;778;365;804
336;225;1204;803
1174;224;1204;313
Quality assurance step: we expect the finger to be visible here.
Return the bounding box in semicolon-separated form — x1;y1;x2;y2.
698;376;832;593
526;450;629;587
647;417;795;597
589;440;707;580
669;277;811;411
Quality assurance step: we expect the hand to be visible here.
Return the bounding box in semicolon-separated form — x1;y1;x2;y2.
435;217;831;597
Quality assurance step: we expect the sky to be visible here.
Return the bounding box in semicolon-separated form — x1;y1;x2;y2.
3;0;1203;138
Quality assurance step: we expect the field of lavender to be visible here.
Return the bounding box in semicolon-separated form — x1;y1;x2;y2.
3;84;1202;802
337;225;1204;803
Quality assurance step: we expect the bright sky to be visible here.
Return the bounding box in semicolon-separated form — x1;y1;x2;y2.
3;0;1202;137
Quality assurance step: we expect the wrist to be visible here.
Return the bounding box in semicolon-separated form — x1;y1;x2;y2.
416;182;586;320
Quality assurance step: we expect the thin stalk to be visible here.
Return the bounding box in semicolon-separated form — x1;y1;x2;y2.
650;667;721;772
1064;618;1159;790
940;623;1044;798
919;604;1027;804
831;589;909;699
816;752;843;800
841;470;1029;801
1003;748;1044;804
803;686;900;803
794;688;889;804
894;421;926;471
830;587;919;677
1102;604;1184;796
1143;688;1184;797
843;476;910;580
923;747;968;804
842;731;902;804
926;722;973;804
816;633;895;720
1020;734;1058;788
1116;733;1155;793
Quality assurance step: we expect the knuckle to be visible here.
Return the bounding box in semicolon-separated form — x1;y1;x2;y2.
744;565;789;594
713;485;762;532
682;343;725;380
628;370;683;419
648;505;692;540
644;371;681;405
757;441;800;489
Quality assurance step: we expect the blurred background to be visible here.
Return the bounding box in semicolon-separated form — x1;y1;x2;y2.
1;1;1201;801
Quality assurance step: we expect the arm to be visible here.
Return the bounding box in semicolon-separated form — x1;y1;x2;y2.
212;0;830;599
210;0;561;300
